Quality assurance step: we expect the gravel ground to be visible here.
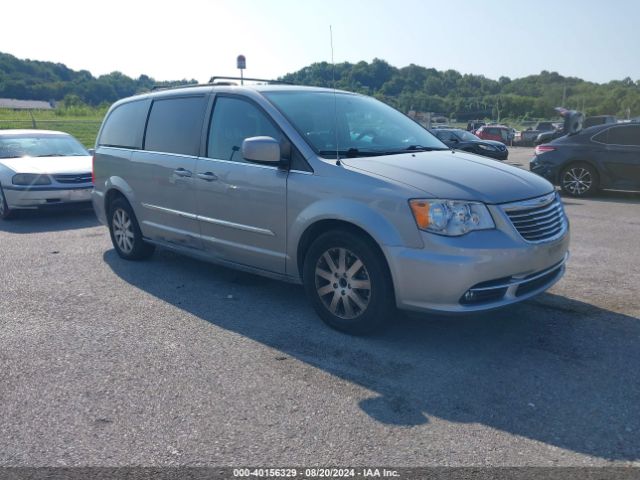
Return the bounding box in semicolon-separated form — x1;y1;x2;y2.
1;148;639;467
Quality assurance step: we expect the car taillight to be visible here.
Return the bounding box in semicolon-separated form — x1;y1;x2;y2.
534;145;556;155
91;154;95;184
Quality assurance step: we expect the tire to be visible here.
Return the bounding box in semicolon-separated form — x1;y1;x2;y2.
302;230;395;335
108;196;155;260
560;162;599;197
0;185;15;220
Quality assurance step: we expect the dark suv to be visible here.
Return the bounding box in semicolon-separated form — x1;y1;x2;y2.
530;122;640;196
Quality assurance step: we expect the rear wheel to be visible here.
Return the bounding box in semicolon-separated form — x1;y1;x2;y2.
108;197;155;260
0;185;15;220
303;230;394;334
560;163;598;197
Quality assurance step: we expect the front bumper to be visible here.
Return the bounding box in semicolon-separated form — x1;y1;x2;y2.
3;185;93;209
530;158;560;183
484;149;508;161
385;216;570;313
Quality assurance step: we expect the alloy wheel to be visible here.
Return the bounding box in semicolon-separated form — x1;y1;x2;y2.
562;167;593;195
112;208;135;254
314;247;371;320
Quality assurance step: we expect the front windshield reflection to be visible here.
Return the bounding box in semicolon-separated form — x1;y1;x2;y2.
0;135;88;159
264;91;447;158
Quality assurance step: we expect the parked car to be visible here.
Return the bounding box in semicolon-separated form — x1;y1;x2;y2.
475;125;512;144
432;128;508;160
530;122;640;196
93;85;569;334
583;115;616;129
519;121;558;146
466;120;486;133
534;128;565;146
0;130;93;219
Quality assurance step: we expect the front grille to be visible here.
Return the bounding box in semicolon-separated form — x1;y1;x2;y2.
53;173;92;184
503;193;566;243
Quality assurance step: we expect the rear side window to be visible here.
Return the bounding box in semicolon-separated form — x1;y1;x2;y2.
604;125;640;146
144;96;208;156
98;99;150;149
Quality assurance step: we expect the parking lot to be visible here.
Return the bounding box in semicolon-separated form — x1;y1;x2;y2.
1;147;639;467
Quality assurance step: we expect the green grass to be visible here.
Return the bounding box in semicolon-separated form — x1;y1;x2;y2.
0;108;106;148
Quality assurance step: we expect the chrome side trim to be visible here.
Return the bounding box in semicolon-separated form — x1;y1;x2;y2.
141;203;275;236
141;203;198;220
198;214;275;236
199;157;279;171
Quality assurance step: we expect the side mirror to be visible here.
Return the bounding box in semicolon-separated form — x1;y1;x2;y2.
88;148;95;156
242;136;281;164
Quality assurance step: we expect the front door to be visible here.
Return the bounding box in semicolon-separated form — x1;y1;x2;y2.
194;95;288;273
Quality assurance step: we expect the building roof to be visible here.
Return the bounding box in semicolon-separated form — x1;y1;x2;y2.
0;98;54;110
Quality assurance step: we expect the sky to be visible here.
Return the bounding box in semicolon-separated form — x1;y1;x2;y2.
2;0;639;84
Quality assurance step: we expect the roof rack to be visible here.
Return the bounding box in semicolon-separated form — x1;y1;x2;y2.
150;76;293;92
208;76;293;85
151;83;210;91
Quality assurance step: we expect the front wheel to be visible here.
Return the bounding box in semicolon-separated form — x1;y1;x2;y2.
303;230;395;334
560;163;598;197
108;197;155;260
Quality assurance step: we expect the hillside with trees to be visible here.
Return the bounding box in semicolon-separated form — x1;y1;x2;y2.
281;59;640;120
0;52;196;107
1;52;639;120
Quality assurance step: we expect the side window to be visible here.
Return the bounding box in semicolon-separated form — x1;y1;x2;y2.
98;99;150;149
207;97;282;163
606;125;640;146
440;131;455;142
144;96;208;156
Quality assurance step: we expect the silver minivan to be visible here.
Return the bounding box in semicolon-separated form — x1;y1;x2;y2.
92;84;569;333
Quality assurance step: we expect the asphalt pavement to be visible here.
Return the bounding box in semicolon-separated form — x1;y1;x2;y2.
1;149;639;467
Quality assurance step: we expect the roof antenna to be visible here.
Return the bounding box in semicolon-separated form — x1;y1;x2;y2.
330;25;341;166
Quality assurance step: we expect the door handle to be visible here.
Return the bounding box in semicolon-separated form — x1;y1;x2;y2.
196;172;218;182
173;168;192;177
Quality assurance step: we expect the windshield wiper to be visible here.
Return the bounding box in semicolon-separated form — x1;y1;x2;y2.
403;145;448;152
318;148;388;159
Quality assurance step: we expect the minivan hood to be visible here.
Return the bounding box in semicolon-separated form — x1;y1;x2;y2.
0;155;92;174
342;150;553;204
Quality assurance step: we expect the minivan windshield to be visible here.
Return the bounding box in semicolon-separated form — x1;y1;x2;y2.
263;91;448;158
0;134;88;159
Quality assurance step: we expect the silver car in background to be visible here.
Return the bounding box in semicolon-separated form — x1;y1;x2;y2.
92;85;570;334
0;130;93;219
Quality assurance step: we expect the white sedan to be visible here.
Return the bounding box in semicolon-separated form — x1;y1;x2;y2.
0;130;93;219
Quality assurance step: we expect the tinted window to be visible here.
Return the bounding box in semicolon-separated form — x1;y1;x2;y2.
144;96;207;156
436;130;456;142
605;125;640;146
208;96;282;163
99;99;150;149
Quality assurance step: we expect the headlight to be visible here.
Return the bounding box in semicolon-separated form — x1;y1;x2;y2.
409;199;495;236
12;173;52;185
478;144;497;151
